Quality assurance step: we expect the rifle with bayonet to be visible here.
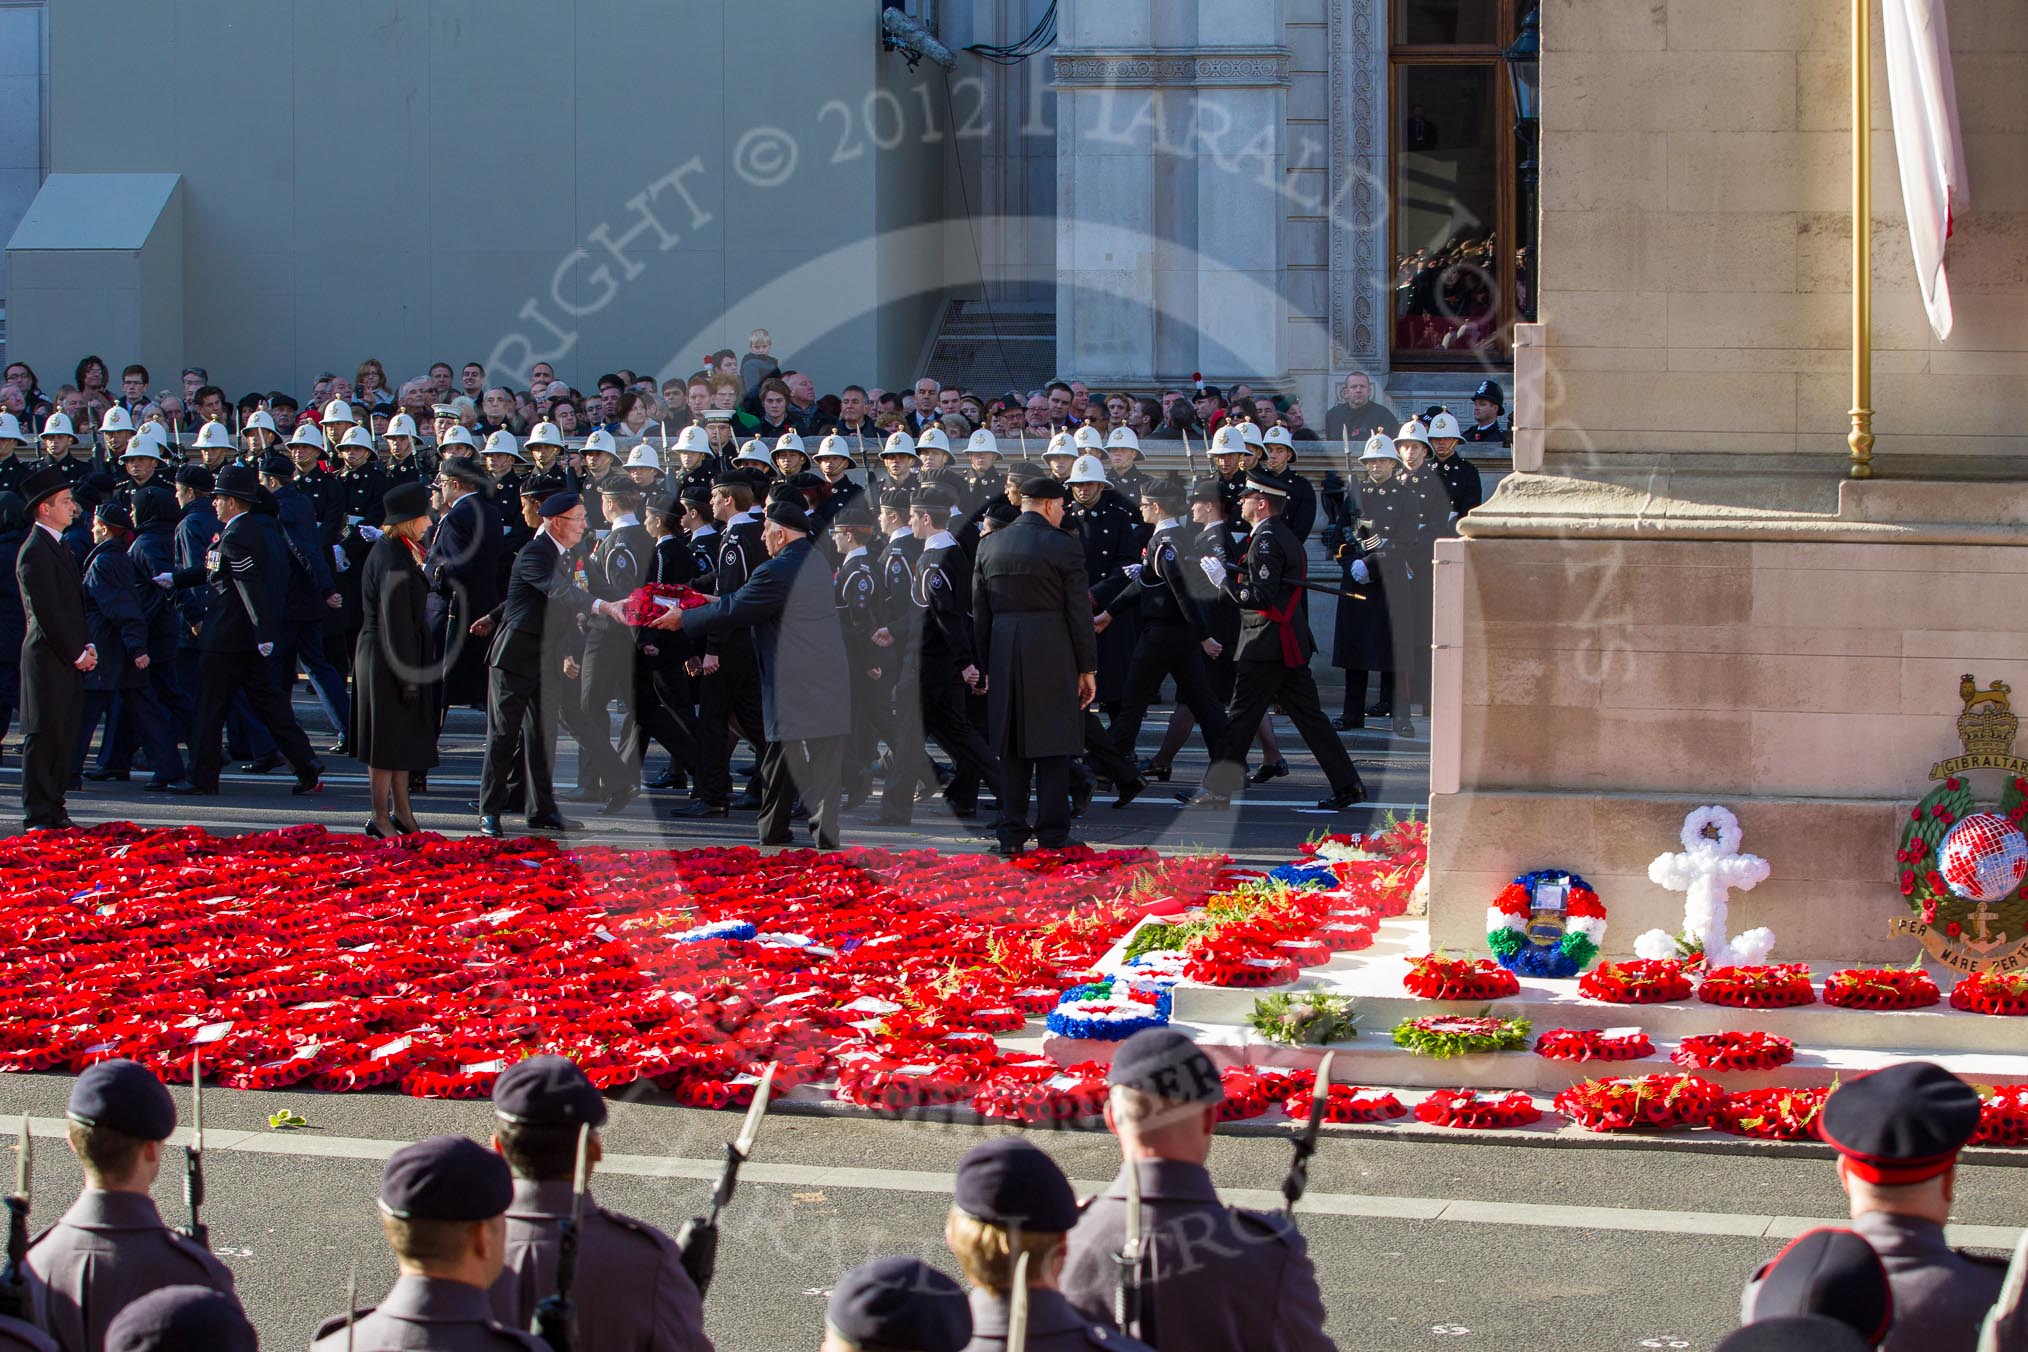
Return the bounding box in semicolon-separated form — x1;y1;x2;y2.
676;1062;776;1297
1111;1155;1156;1345
1282;1052;1335;1218
531;1123;592;1352
181;1050;208;1249
0;1114;31;1323
1008;1252;1030;1352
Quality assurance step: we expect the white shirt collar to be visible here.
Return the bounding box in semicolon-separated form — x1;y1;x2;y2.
547;530;571;554
1156;517;1181;532
35;521;61;543
888;525;911;542
610;512;641;529
924;530;957;551
690;522;717;537
842;545;867;563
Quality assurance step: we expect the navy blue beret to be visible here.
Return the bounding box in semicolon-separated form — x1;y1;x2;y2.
257;452;296;479
173;465;216;493
537;492;582;519
492;1055;608;1128
1106;1027;1224;1105
763;499;812;533
378;1134;513;1221
1017;477;1065;500
952;1138;1077;1233
1747;1228;1891;1345
827;1257;970;1352
67;1059;176;1140
105;1286;257;1352
1714;1315;1872;1352
1819;1062;1981;1185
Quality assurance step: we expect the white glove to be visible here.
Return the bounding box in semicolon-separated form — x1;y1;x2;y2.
360;525;383;542
1198;556;1228;589
1121;563;1143;582
152;572;173;589
1351;559;1370;585
257;642;274;658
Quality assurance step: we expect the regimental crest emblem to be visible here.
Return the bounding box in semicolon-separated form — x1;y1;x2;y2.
1894;674;2028;974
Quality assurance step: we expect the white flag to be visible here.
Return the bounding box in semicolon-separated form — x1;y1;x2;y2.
1882;0;1968;340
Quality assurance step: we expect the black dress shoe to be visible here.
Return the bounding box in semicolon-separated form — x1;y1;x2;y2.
1367;701;1393;718
986;840;1026;857
1332;715;1365;731
669;800;729;819
525;813;583;832
1179;789;1231;810
1248;760;1290;785
599;785;639;816
1393;714;1415;737
478;815;504;837
1113;778;1146;809
1139;760;1172;783
567;784;605;803
83;769;129;783
291;772;323;795
1315;785;1368;811
142;779;181;792
729;791;764;811
241;752;284;774
171;783;220;796
646;770;681;790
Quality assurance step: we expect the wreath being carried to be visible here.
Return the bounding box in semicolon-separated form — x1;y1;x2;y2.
1486;870;1607;978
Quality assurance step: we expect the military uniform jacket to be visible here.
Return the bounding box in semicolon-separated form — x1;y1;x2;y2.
912;535;977;669
297;467;347;546
1743;1211;2004;1352
0;455;29;497
487;535;597;681
32;454;92;491
1431;451;1480;516
682;525;719;593
1463;418;1509;448
958;469;1002;512
1188;521;1241;648
1215;473;1249;551
961;1287;1149;1352
1061;1160;1335;1352
1280;469;1319;542
876;529;923;642
24;1190;235;1352
488;1180;711;1352
171;504;220;649
586;518;652;659
1225;517;1315;667
270;485;337;623
1117;521;1209;630
703;516;765;661
1396;467;1452;553
315;1275;544;1352
193;511;283;654
817;475;864;525
836;547;880;669
972;512;1097;761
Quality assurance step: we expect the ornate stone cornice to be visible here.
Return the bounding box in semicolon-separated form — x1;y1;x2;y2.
1049;48;1290;89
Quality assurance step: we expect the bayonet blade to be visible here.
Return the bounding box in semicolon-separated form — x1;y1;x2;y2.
567;1123;592;1233
345;1260;357;1352
1122;1156;1141;1260
191;1050;204;1155
14;1113;27;1201
1007;1252;1030;1352
1302;1051;1335;1154
732;1063;777;1159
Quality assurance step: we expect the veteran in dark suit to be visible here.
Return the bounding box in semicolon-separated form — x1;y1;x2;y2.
486;1057;711;1352
311;1136;544;1352
1060;1029;1336;1352
650;497;853;848
25;1061;235;1352
474;492;627;838
15;467;95;829
971;477;1097;855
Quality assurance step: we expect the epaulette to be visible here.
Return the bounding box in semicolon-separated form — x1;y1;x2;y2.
598;1205;674;1252
1230;1206;1301;1247
314;1308;376;1339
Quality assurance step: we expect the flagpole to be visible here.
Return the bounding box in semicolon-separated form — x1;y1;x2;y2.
1848;0;1874;480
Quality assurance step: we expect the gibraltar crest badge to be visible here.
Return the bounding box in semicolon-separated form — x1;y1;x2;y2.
1893;675;2028;974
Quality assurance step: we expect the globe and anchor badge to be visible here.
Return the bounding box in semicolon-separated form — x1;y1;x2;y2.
1893;675;2028;974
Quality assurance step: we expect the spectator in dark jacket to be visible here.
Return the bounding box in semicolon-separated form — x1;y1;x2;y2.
1322;372;1399;447
258;454;350;750
90;486;191;782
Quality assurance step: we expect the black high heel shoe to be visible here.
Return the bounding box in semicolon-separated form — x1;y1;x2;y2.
395;816;423;835
363;819;388;839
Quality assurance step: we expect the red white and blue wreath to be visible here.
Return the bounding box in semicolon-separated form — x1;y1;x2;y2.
1487;871;1607;979
1045;976;1172;1041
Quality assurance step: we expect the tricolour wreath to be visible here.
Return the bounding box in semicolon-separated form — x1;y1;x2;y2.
1486;870;1606;978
